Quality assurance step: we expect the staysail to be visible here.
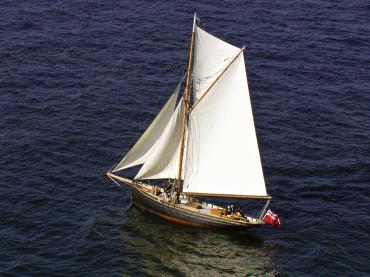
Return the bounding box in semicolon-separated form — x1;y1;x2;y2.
112;85;180;172
135;99;184;180
183;27;268;198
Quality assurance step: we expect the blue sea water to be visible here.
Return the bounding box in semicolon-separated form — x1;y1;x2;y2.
1;0;369;276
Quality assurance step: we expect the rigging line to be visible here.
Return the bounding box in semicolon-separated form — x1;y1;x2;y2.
107;161;118;174
112;14;193;172
108;174;121;188
184;112;199;187
114;17;190;177
188;46;245;113
134;96;183;180
258;199;271;220
115;21;190;165
194;58;232;82
176;15;196;197
113;72;187;171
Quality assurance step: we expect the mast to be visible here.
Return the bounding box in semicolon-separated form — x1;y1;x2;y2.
175;13;196;200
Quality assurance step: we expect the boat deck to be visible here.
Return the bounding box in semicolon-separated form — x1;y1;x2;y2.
138;183;262;225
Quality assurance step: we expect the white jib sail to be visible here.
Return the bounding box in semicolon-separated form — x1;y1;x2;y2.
192;26;241;101
135;99;184;180
112;87;180;172
183;50;267;197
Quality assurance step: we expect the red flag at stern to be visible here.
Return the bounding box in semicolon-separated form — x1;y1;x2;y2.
263;209;282;228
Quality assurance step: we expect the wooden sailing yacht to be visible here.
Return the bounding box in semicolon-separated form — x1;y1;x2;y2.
107;14;275;229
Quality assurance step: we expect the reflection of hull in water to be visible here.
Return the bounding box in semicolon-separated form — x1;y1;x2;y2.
131;184;264;230
121;206;275;276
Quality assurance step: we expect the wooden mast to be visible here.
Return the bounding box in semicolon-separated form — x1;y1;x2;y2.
175;13;196;201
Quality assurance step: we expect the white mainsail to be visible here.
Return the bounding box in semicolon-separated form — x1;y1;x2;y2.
135;99;183;180
183;27;267;197
112;86;180;172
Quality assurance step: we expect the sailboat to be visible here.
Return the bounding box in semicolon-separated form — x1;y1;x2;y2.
107;14;276;229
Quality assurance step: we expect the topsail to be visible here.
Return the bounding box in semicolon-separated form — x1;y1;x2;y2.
192;26;240;100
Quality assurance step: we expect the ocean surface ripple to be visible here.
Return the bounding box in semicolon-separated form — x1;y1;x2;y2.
1;0;369;276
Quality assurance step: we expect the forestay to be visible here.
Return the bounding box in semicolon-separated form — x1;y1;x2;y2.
183;28;267;197
112;86;180;172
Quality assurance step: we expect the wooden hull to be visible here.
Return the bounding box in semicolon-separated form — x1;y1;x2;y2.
131;185;264;230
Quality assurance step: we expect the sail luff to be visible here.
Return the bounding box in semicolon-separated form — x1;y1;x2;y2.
176;13;196;197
